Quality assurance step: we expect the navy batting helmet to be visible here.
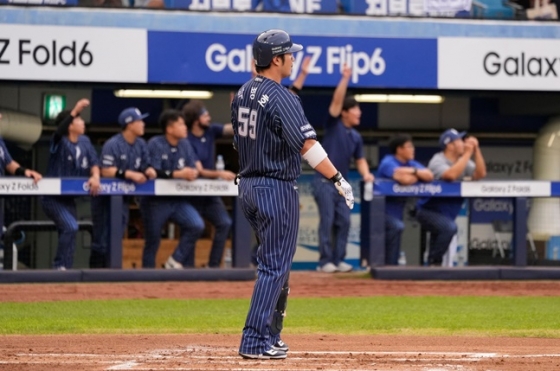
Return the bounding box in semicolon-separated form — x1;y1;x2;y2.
253;29;303;68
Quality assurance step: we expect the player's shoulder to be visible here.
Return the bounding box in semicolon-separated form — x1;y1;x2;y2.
148;135;165;146
135;137;148;146
77;135;92;144
103;134;122;148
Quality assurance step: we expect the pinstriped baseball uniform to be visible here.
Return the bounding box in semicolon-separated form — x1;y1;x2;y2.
41;135;99;269
91;134;151;257
232;75;317;355
0;138;14;175
140;135;204;268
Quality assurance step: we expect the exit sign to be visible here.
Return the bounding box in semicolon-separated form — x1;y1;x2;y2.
43;94;66;120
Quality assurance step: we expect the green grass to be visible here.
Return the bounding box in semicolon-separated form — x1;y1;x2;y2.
1;297;559;337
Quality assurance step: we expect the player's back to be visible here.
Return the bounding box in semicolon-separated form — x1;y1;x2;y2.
232;76;310;182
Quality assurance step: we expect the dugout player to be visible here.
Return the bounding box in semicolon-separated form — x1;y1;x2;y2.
41;99;101;270
141;109;205;269
89;107;157;268
314;65;375;274
416;129;486;265
182;100;234;268
232;29;354;360
377;134;433;265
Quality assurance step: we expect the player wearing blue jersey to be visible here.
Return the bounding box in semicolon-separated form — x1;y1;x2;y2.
0;115;42;182
232;29;354;360
89;107;157;268
314;65;375;274
378;134;433;265
141;109;205;269
182;100;235;268
41;99;101;270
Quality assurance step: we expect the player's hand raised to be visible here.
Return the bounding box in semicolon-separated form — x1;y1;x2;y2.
71;99;90;117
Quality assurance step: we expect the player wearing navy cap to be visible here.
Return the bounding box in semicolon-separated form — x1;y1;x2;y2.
41;99;100;270
313;65;375;274
89;107;157;268
416;129;486;265
182;100;235;268
141;109;205;269
232;29;354;360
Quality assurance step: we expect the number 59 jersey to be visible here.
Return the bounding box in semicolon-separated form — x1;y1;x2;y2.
231;76;317;181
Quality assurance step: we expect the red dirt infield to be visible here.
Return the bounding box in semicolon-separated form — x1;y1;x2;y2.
1;271;559;371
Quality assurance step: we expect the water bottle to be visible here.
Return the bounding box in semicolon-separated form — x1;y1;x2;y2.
224;247;232;268
364;181;374;202
553;246;559;261
216;155;225;172
398;251;407;266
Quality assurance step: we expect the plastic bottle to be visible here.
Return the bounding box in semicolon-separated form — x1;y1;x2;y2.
398;251;407;266
553;246;559;261
363;181;374;202
224;247;232;268
216;155;225;172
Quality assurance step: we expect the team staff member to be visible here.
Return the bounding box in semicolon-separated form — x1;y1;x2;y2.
378;134;433;265
141;110;205;269
90;107;157;268
314;65;374;274
182;100;235;268
416;129;487;265
41;99;101;270
232;29;354;360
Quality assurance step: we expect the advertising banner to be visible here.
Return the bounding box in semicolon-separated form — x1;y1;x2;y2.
148;31;438;89
0;25;147;83
439;37;560;91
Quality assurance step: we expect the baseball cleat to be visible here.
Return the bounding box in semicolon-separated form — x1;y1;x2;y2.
239;348;287;360
272;339;289;352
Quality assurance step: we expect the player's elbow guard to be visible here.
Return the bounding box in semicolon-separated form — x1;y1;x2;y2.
302;142;328;169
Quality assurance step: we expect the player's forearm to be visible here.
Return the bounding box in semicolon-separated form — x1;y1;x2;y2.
355;158;370;179
90;166;100;178
329;75;350;117
198;168;221;179
472;149;487;180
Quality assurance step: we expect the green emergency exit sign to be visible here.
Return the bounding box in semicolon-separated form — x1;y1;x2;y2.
43;94;66;120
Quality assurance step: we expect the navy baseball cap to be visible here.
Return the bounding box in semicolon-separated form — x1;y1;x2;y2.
118;107;149;126
439;129;466;148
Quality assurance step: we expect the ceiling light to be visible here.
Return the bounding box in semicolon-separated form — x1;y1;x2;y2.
354;94;444;104
114;90;214;99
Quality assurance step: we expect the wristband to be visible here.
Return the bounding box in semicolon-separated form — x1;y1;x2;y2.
289;85;301;94
330;171;342;183
14;167;27;177
156;169;172;179
116;169;126;179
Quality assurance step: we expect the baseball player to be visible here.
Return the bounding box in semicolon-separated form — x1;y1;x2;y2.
141;109;205;269
232;29;354;360
41;99;101;270
89;107;157;268
314;65;375;274
181;100;235;268
0;114;42;254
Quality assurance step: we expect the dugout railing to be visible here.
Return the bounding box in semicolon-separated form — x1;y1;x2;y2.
0;177;252;270
363;179;560;280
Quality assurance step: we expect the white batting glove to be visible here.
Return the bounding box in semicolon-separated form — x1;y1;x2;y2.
331;172;354;209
